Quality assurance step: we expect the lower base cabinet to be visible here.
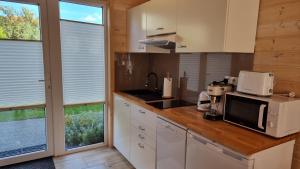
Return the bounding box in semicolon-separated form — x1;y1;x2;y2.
186;131;296;169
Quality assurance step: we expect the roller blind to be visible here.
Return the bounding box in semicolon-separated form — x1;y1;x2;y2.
60;21;105;105
0;41;45;108
205;54;232;87
179;54;200;92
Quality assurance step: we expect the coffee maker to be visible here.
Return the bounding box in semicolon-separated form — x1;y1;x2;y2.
199;79;233;121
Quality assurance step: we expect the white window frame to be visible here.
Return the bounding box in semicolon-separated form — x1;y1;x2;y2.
49;0;108;156
0;0;54;166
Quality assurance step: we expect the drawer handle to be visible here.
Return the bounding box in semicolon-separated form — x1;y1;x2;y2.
138;143;144;149
138;126;145;131
139;110;146;114
177;45;187;48
156;27;164;30
138;134;145;139
124;103;130;107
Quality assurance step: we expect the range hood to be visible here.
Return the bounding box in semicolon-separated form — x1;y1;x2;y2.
139;34;176;49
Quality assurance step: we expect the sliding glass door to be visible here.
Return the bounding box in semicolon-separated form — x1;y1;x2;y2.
59;1;106;151
0;0;53;166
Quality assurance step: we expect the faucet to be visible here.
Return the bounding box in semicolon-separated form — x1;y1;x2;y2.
145;72;159;91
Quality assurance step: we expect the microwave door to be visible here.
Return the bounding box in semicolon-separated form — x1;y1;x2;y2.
224;95;268;132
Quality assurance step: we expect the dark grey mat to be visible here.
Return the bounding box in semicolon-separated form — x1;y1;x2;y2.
0;157;55;169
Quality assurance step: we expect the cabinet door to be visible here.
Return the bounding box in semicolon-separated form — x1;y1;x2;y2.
224;0;260;53
176;0;227;53
146;0;177;36
127;3;170;53
186;132;253;169
128;4;147;53
113;96;131;160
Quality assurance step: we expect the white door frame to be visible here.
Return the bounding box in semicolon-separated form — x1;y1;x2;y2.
0;0;54;166
48;0;108;156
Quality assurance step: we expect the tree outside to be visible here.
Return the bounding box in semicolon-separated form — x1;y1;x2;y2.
0;4;40;40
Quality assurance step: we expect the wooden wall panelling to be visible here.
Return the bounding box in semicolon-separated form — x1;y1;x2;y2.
254;0;300;168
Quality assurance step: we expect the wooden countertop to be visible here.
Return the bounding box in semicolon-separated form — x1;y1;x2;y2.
114;92;299;156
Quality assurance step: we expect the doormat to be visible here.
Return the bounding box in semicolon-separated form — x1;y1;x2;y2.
0;157;55;169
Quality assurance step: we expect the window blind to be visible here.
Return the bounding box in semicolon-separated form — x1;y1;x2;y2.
179;54;201;92
60;21;105;105
0;41;45;108
205;53;232;87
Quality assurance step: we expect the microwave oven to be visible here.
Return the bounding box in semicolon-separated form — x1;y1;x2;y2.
224;92;300;138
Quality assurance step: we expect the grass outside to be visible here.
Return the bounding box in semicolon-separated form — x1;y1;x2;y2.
0;104;104;122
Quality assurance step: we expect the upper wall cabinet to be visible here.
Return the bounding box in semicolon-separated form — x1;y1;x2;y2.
176;0;260;53
146;0;177;36
127;3;169;53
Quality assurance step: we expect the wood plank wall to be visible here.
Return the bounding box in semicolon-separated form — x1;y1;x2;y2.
253;0;300;168
109;0;300;167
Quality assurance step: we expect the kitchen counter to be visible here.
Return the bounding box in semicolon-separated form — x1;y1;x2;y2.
114;91;299;156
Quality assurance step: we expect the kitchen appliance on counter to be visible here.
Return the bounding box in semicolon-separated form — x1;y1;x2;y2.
224;92;300;138
199;80;232;121
237;71;274;96
147;99;195;109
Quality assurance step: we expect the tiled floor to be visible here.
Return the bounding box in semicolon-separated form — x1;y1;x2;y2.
53;147;134;169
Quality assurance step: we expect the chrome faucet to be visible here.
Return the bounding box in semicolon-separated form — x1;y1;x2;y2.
145;72;158;91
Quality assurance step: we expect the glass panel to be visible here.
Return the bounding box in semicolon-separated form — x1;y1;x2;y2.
60;21;105;105
0;1;47;158
0;41;45;108
0;1;41;40
0;108;46;158
60;2;105;150
64;104;104;149
59;1;103;24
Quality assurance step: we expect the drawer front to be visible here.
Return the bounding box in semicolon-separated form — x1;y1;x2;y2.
132;105;157;129
130;130;156;169
131;118;156;139
131;126;156;149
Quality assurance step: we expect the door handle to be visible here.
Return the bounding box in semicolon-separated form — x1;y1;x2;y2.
258;104;266;129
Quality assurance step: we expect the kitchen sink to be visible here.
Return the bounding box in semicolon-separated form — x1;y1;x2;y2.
121;89;171;102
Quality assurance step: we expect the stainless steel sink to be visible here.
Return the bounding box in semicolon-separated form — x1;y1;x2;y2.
121;89;170;102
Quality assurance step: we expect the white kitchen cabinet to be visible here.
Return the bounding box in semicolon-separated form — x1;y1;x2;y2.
130;105;157;169
127;3;169;53
146;0;177;36
176;0;260;53
186;131;296;169
113;95;131;160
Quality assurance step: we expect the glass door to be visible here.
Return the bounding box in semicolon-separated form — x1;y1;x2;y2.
59;1;106;152
0;0;53;166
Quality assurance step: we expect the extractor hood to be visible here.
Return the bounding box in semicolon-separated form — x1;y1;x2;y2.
139;34;176;49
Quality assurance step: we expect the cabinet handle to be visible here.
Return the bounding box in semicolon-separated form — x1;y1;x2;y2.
177;45;187;48
138;125;145;131
124;103;130;107
138;143;144;149
139;110;146;114
156;27;164;30
138;134;145;139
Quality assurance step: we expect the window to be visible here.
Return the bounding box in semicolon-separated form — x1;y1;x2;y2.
0;1;47;158
0;1;41;40
59;2;105;149
59;2;103;25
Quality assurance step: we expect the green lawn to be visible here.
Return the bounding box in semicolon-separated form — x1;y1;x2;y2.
0;103;104;122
